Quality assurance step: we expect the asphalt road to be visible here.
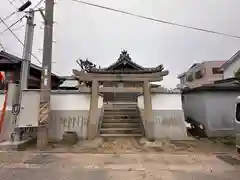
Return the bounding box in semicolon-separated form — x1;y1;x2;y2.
0;152;239;180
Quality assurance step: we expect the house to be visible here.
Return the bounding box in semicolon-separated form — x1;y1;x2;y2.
0;51;63;89
178;61;226;89
221;50;240;79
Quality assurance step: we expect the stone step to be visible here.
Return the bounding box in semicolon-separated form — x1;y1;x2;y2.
103;119;141;123
101;122;141;128
104;114;140;118
104;107;138;110
103;118;141;122
100;133;143;137
100;127;140;131
100;128;142;134
104;104;138;106
101;102;142;138
104;109;138;112
104;104;137;106
104;112;139;115
104;108;138;111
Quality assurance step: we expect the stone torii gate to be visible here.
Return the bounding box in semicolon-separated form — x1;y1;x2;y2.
72;69;169;139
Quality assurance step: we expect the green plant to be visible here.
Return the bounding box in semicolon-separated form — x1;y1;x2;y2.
234;68;240;79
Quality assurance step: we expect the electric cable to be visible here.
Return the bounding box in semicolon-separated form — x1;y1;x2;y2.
71;0;240;39
0;16;42;64
0;15;25;35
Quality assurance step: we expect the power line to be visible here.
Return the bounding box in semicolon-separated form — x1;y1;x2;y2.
0;41;6;51
1;12;17;23
71;0;240;39
9;0;25;4
1;0;27;26
0;15;25;35
33;0;45;9
6;0;18;9
0;16;42;64
11;24;25;31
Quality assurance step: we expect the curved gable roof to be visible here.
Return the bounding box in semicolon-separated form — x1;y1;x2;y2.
106;50;144;70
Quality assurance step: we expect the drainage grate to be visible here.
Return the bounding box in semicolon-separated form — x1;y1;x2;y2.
24;154;56;165
216;155;240;166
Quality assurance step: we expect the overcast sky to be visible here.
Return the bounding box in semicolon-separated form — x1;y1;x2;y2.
1;0;240;88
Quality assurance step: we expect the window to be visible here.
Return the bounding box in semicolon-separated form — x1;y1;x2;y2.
195;70;203;79
236;103;240;123
186;74;193;82
212;68;223;74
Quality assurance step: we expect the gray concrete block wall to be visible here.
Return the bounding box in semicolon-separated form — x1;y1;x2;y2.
48;110;89;141
182;93;208;127
151;110;188;140
138;93;189;140
1;108;104;142
139;109;188;140
183;91;238;137
48;107;103;142
205;92;236;137
138;108;153;139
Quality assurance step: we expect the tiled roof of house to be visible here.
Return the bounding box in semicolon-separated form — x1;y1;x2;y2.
0;50;60;78
182;81;240;93
221;50;240;70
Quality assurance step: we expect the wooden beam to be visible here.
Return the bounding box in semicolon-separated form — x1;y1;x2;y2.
99;87;143;93
72;69;168;82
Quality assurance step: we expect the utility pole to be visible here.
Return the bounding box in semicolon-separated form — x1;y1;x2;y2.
20;9;35;89
14;2;34;141
37;0;54;148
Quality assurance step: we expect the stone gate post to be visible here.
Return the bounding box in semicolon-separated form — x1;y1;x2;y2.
87;80;99;140
143;80;153;140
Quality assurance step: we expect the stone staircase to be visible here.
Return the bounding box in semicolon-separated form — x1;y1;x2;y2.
100;103;144;137
113;93;138;102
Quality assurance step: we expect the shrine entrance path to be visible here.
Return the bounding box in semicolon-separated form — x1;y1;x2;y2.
0;151;239;180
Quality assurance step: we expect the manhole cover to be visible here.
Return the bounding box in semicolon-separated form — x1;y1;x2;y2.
216;155;240;166
24;154;56;165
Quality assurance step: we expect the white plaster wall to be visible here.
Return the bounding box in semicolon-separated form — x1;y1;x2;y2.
0;93;96;111
0;93;5;108
152;94;182;110
51;94;91;110
137;95;144;109
137;94;183;110
0;94;5;112
18;91;40;127
98;95;103;108
224;56;240;79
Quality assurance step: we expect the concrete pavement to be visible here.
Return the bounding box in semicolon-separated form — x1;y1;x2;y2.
0;152;239;180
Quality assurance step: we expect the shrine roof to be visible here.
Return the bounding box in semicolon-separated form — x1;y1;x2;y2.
88;50;165;74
